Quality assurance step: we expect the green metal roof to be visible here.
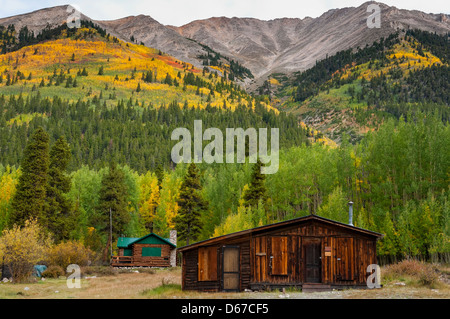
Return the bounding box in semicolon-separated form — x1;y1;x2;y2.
117;237;139;248
117;233;176;249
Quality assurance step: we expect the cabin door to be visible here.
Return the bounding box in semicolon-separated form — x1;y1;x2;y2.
304;238;321;283
222;246;240;291
335;237;354;281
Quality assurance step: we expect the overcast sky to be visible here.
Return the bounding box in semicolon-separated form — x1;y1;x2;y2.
0;0;448;26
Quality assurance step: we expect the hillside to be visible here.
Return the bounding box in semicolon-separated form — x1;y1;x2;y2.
0;21;308;172
170;2;450;86
270;30;450;143
0;21;261;110
1;2;449;89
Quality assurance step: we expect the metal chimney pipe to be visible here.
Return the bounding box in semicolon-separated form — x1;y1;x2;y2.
348;201;354;226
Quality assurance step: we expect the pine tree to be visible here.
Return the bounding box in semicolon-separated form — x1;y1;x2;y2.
164;74;172;86
174;163;208;245
96;163;130;261
155;164;164;189
143;71;153;83
41;137;75;242
242;160;268;209
10;127;50;227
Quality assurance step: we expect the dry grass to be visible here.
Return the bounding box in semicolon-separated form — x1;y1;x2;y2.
1;264;449;299
382;260;446;288
0;268;182;299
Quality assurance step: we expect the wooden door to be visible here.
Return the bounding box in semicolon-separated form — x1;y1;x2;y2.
335;237;354;281
254;237;267;282
270;236;288;275
198;247;218;281
222;246;240;291
304;239;321;283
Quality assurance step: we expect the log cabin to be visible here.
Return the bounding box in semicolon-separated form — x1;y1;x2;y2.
111;230;177;267
178;214;383;292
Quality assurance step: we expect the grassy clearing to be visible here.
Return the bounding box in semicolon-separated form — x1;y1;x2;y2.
1;263;449;299
141;283;182;298
382;260;449;289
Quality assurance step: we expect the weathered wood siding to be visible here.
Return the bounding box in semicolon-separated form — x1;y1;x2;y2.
182;239;251;292
131;243;171;267
250;220;378;287
181;216;380;291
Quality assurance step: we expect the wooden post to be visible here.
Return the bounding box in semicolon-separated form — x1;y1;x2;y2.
110;208;113;259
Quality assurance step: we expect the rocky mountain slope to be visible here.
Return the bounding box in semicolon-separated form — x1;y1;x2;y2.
0;6;206;70
172;2;449;83
97;15;205;68
1;1;449;87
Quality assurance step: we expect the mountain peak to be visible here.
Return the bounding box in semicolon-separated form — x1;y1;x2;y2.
1;2;449;87
0;4;93;35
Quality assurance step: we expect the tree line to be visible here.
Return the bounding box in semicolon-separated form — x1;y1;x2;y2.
0;93;308;173
0;110;448;264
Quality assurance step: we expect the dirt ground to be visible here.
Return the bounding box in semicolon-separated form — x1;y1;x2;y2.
0;267;449;299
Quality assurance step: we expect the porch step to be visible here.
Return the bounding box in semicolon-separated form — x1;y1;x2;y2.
302;284;332;293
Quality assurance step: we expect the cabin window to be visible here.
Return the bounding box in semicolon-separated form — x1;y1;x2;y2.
142;247;161;257
198;247;218;281
271;236;288;275
123;248;133;257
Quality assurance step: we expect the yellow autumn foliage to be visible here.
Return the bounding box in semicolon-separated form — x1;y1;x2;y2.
333;38;446;84
46;240;94;270
0;167;18;204
0;219;52;282
0;27;277;115
7;113;46;127
156;173;182;230
138;172;160;228
213;205;253;237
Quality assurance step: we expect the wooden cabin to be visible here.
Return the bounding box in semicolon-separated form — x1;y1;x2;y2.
178;215;383;292
111;231;177;267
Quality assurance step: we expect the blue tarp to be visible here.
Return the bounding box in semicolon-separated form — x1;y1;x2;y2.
33;265;47;277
